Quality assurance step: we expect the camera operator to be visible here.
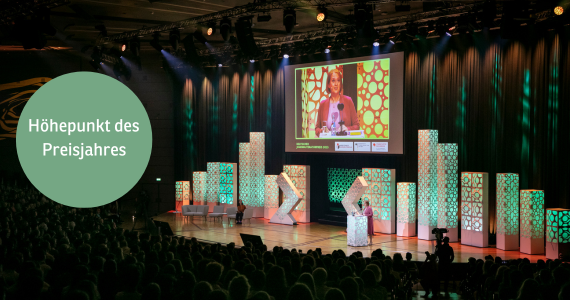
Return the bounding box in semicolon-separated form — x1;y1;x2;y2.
435;236;455;294
421;251;439;298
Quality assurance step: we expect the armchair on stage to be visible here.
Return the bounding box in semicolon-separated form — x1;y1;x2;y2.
342;177;369;247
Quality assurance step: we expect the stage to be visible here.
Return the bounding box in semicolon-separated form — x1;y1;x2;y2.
127;213;547;263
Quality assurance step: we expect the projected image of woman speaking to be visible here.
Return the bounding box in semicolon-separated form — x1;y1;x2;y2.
315;69;360;137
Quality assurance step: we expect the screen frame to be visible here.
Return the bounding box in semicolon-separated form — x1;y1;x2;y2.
284;51;404;155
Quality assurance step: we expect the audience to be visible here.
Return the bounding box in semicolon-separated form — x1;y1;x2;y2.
1;183;570;300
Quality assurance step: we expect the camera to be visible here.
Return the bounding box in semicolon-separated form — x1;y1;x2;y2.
432;228;449;234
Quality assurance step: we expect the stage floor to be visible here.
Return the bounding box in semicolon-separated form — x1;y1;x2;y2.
127;213;547;263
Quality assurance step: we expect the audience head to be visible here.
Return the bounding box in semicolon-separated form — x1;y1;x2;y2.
228;275;250;300
324;288;346;300
287;283;314;300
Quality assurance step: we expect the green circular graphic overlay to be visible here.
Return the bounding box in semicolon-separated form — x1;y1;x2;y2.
17;72;152;208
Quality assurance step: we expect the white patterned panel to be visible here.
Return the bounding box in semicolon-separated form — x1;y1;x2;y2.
341;177;368;215
192;172;207;204
347;216;368;247
397;183;416;224
418;130;438;227
269;173;303;225
264;175;279;209
239;143;251;205
250;133;265;207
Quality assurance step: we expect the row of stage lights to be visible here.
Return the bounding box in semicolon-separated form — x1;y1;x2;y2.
91;3;568;71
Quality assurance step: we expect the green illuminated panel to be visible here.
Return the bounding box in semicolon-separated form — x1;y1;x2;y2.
397;183;416;224
192;172;207;204
219;163;234;205
206;162;220;203
437;144;458;229
461;172;485;232
362;168;393;221
520;190;544;239
328;168;361;203
547;209;570;244
175;181;190;202
264;175;279;209
250;133;265;207
497;173;519;236
239;143;251;204
284;165;308;211
418;130;438;227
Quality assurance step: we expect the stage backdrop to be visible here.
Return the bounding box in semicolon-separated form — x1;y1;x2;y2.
176;29;570;233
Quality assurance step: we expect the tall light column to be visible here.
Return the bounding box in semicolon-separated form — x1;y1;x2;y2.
397;182;416;237
437;143;458;242
546;208;570;260
362;168;396;234
418;130;438;240
460;172;489;247
496;173;519;250
520;190;544;254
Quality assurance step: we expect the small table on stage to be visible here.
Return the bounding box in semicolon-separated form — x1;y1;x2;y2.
347;215;368;247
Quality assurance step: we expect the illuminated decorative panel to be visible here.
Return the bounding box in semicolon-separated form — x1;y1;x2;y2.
437;144;458;242
239;143;251;205
250;133;265;217
397;182;416;237
496;173;519;251
206;162;221;203
341;177;368;215
175;181;190;211
356;59;390;138
192;172;207;205
327;168;361;203
520;190;544;254
269;173;303;225
418;130;438;240
362;168;396;234
284;165;311;223
219;163;237;205
347;216;368;247
546;208;570;259
460;172;489;248
264;175;279;219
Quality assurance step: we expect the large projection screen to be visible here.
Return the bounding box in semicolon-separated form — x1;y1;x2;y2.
285;52;404;154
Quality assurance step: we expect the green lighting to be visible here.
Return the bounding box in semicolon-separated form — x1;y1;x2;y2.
192;171;207;204
547;209;570;244
207;162;221;203
418;130;438;227
362;168;394;221
437;144;458;229
397;183;416;224
239;143;251;203
175;181;190;202
461;172;485;232
520;190;544;239
219;163;234;205
264;175;279;209
328;168;361;203
497;173;519;236
156;178;161;182
250;133;265;207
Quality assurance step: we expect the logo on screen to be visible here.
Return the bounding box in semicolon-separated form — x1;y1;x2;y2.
337;143;339;149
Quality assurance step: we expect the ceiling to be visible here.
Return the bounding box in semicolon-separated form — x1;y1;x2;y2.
0;0;489;52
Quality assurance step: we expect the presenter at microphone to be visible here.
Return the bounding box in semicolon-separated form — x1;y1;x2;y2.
315;69;360;137
362;200;374;245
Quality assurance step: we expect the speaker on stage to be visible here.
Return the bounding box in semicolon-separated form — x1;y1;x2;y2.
153;220;174;236
240;233;263;248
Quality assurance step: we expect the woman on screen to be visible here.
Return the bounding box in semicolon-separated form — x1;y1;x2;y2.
315;69;360;137
363;200;374;245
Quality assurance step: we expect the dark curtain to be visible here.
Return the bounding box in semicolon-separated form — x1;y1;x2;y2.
175;29;570;234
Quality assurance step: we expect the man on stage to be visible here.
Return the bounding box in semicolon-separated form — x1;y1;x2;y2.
435;236;455;294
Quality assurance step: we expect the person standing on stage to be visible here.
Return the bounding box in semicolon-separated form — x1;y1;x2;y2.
435;236;454;294
314;69;360;137
236;199;246;225
362;200;374;245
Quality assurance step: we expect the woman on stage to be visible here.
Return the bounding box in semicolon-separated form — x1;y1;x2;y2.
315;69;360;137
236;199;246;225
363;200;374;245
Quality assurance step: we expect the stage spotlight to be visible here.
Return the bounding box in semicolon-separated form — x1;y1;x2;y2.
324;48;330;53
283;9;296;34
317;6;327;22
207;22;216;35
218;63;223;67
150;32;163;52
236;17;258;54
389;40;395;44
373;41;380;47
220;17;232;41
283;54;289;58
250;59;255;63
169;29;180;50
121;40;127;52
257;14;272;22
193;28;208;44
554;6;564;15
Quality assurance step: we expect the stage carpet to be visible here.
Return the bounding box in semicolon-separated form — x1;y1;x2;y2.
128;213;547;263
